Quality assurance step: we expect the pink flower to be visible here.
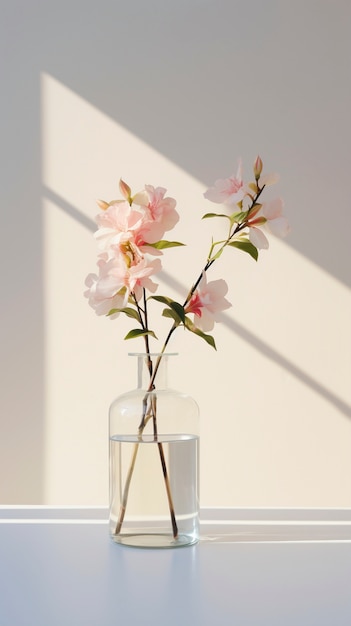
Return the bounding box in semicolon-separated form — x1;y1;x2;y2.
248;197;290;249
185;272;231;332
139;185;179;243
203;160;246;206
84;253;162;317
93;186;180;259
84;257;128;318
94;202;146;254
121;256;162;301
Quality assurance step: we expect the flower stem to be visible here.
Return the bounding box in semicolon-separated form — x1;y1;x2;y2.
151;393;178;539
114;390;178;539
114;393;153;535
114;432;141;535
182;186;265;308
114;293;178;539
115;187;265;538
157;441;178;538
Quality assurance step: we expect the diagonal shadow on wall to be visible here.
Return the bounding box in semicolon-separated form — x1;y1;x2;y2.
44;186;351;422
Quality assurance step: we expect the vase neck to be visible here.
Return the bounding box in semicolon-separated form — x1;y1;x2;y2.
132;353;175;390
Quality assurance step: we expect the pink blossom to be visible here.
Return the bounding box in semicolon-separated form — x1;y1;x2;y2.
203;160;246;206
94;202;146;254
104;255;161;299
122;256;162;301
185;272;231;332
248;197;290;249
84;253;162;317
84;257;128;318
93;186;180;259
138;185;179;243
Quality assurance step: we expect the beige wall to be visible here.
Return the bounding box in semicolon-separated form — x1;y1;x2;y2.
1;0;350;506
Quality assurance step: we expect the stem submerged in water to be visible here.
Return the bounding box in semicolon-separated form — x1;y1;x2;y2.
114;387;178;539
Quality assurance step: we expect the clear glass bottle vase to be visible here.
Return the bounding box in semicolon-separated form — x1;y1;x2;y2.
109;353;200;548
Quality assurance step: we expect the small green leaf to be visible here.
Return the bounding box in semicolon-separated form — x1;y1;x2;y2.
229;210;248;224
228;239;258;261
124;329;158;340
202;212;231;220
107;307;140;320
147;240;185;250
247;202;262;219
184;317;217;349
209;248;223;262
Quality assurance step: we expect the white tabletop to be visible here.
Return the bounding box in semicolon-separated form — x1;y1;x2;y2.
1;507;351;626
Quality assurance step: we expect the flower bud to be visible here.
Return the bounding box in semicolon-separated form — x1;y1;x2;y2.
247;216;267;227
253;155;263;180
119;179;132;203
96;199;109;210
247;202;262;219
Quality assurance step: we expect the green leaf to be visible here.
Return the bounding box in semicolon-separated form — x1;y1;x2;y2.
202;212;232;220
162;309;182;324
168;301;186;323
150;295;174;305
228;239;258;261
229;210;248;224
124;329;158;340
184;317;217;349
107;307;140;321
209;248;223;262
147;240;185;250
150;296;186;323
196;329;216;349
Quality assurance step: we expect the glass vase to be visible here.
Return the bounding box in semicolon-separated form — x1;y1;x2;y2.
109;353;200;548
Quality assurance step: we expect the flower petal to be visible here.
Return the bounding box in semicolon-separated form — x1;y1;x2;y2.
249;227;269;250
262;197;284;220
260;172;279;187
266;216;290;238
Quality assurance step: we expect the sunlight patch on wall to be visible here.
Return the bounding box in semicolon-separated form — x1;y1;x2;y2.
41;72;351;506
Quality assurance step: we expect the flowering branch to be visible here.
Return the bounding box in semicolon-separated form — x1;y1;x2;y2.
85;156;290;537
